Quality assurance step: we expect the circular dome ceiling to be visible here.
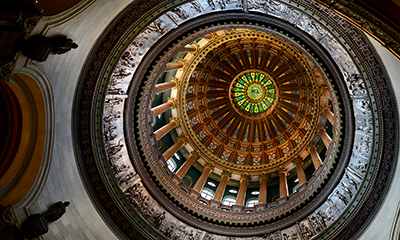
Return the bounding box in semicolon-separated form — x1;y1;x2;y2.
73;0;398;239
131;20;342;235
173;30;322;173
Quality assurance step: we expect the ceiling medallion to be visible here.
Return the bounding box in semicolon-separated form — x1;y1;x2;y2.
230;70;278;119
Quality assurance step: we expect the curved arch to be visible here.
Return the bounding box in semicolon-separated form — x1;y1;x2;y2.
0;65;54;216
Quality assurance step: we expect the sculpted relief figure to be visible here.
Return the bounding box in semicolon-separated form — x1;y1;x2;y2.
173;225;187;240
354;160;367;174
111;163;128;174
153;211;165;228
341;182;354;198
207;0;216;10
190;1;203;13
105;97;123;107
282;230;298;240
172;7;189;19
112;66;131;80
105;133;117;142
345;173;359;190
148;19;166;34
309;215;324;233
204;232;215;240
107;139;124;156
355;136;372;157
187;229;196;240
118;171;135;185
356;118;372;135
108;87;125;95
103;123;117;135
164;223;175;238
299;222;313;239
109;153;122;163
120;51;136;68
316;210;331;228
335;191;349;206
359;99;372;116
346;74;367;96
104;110;121;123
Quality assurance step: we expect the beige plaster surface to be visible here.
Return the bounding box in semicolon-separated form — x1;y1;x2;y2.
13;0;133;239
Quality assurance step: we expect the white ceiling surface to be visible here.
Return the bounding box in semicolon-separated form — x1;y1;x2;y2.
16;0;132;239
358;35;400;240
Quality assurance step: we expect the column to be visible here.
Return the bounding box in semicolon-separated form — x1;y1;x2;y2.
317;124;332;148
192;162;215;192
213;170;232;202
156;77;181;94
203;33;216;40
236;173;250;205
176;151;200;179
258;173;270;204
162;134;188;160
321;105;335;125
319;85;331;99
165;62;184;72
156;82;176;94
307;143;322;169
154;117;180;140
179;44;198;53
151;98;177;117
278;168;289;198
293;157;307;185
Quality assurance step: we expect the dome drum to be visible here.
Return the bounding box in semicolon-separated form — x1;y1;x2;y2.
126;12;348;235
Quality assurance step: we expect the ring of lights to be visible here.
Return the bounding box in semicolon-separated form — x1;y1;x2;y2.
229;70;278;119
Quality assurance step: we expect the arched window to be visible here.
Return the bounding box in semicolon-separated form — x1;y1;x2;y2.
200;189;214;200
222;197;236;206
246;199;258;207
166;159;176;172
207;181;216;187
228;189;238;194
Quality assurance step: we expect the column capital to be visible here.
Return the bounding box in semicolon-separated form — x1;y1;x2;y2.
167;97;178;108
221;169;232;178
203;32;217;41
224;29;238;37
278;167;289;176
292;156;304;164
204;161;216;170
240;173;251;182
171;77;182;89
307;142;318;151
258;172;270;181
316;124;327;134
190;150;200;160
179;58;189;70
169;117;181;128
177;134;189;144
192;42;201;55
318;85;329;96
320;105;332;112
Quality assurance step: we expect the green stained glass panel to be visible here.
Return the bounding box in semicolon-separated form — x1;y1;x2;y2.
232;71;277;116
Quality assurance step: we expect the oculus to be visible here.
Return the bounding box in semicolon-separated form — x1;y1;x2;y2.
230;70;278;118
